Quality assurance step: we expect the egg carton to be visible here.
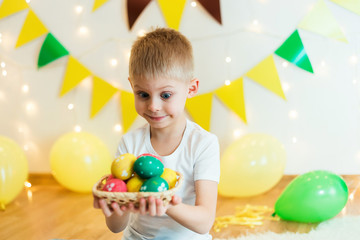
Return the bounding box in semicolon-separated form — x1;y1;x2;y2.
92;171;183;208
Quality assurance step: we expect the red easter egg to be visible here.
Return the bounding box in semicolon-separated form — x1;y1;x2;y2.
102;178;127;192
138;153;163;163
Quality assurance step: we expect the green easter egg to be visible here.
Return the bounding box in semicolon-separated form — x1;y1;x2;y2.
140;176;169;192
134;155;164;179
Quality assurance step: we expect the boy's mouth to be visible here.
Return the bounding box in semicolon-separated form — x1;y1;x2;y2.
146;115;166;121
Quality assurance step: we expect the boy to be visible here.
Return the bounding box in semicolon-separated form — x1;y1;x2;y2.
94;27;220;239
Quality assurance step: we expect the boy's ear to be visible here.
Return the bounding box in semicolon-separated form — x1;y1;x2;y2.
128;77;134;89
187;78;199;98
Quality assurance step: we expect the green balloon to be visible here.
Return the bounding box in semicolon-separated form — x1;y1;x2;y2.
274;170;348;223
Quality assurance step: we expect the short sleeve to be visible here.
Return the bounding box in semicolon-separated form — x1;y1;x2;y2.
115;137;129;158
193;134;220;183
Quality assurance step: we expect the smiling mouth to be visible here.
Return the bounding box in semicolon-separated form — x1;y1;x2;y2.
146;115;166;121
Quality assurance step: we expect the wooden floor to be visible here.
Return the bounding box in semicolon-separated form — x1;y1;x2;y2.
1;175;359;240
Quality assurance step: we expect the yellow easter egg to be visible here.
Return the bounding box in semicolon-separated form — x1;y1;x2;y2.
111;153;137;180
126;174;145;192
160;168;177;189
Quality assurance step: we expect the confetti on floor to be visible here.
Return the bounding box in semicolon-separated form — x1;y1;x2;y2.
213;204;280;232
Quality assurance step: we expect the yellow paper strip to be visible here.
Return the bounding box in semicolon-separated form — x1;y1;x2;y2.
185;93;213;131
215;77;247;123
245;55;286;100
60;56;91;97
298;0;347;42
120;90;138;133
157;0;187;30
91;76;119;118
0;0;29;19
16;9;48;48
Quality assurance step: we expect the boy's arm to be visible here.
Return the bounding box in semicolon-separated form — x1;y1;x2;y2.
166;180;218;234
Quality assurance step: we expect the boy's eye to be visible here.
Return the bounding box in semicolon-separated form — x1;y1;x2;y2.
138;92;149;98
161;92;171;99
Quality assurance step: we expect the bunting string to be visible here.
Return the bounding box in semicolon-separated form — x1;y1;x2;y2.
0;0;353;132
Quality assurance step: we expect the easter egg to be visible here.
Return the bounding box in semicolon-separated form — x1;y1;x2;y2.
134;155;164;179
111;153;137;180
138;153;163;163
102;178;127;192
160;168;178;189
126;174;146;192
140;176;169;192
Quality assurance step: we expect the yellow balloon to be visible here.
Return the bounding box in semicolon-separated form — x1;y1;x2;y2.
218;134;286;197
50;132;112;193
0;136;28;210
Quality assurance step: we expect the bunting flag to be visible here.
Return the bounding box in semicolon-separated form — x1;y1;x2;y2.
298;0;347;43
38;33;69;68
120;90;138;133
92;0;110;12
91;76;119;118
127;0;152;30
16;9;48;48
215;78;247;123
197;0;222;24
245;55;286;100
157;0;187;30
60;56;92;97
185;93;213;131
330;0;360;15
0;0;28;19
275;30;313;73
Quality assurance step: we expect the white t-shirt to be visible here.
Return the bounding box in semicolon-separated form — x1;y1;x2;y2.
116;119;220;240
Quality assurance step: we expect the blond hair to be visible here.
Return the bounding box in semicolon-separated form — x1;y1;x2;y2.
129;28;194;82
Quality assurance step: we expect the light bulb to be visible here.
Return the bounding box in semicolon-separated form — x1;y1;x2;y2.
191;1;197;7
282;61;289;68
282;82;290;92
26;0;31;3
25;102;36;113
233;129;242;139
292;137;297;143
225;57;231;63
67;103;74;110
74;125;82;132
75;5;83;14
24;181;32;188
225;80;231;86
114;124;122;132
2;70;7;76
288;110;298;119
78;26;88;35
137;29;146;37
110;59;118;66
0;62;5;68
22;85;29;93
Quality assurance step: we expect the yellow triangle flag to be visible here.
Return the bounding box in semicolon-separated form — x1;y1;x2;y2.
92;0;110;12
245;55;286;100
215;78;247;123
15;10;48;48
298;0;347;42
185;93;213;131
91;76;118;118
330;0;360;16
120;90;138;133
0;0;29;19
157;0;187;30
60;56;92;97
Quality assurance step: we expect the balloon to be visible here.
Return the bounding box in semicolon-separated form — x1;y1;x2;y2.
50;132;112;193
218;134;286;197
274;170;348;223
0;136;28;210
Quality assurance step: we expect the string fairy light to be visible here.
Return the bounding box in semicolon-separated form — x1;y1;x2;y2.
74;125;82;132
0;61;5;68
114;124;122;132
75;5;83;14
224;80;231;86
288;110;298;119
110;58;118;66
67;103;74;110
191;1;197;7
225;57;231;63
22;84;29;93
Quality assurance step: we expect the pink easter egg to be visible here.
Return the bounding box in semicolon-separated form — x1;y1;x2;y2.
102;178;127;192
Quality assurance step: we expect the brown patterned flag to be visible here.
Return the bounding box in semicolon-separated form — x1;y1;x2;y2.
127;0;152;30
197;0;222;24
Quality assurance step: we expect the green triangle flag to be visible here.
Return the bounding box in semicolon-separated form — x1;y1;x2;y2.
275;30;313;73
38;33;69;68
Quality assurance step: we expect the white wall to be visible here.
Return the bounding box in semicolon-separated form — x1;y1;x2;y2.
0;0;359;174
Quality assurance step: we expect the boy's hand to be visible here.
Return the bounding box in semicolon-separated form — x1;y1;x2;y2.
94;194;182;217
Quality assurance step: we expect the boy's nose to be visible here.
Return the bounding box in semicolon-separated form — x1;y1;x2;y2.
148;98;161;112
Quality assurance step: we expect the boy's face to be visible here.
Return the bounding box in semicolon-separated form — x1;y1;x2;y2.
129;76;198;130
